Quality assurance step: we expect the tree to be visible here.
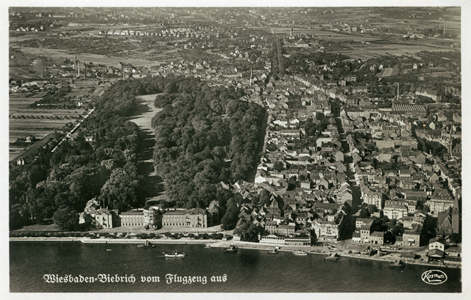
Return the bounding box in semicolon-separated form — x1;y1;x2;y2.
449;233;461;243
99;168;141;212
9;206;27;230
259;189;271;207
238;219;263;242
274;161;284;172
388;220;404;237
359;203;371;218
53;205;79;231
251;194;260;206
221;198;239;230
310;229;317;245
421;205;430;214
367;204;378;215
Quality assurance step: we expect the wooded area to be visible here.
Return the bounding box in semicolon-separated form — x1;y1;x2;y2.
152;75;266;219
9;77;167;230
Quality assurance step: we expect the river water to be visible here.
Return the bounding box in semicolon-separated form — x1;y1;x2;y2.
10;242;461;293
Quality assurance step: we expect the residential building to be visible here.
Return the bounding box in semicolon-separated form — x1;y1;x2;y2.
265;221;296;236
312;213;345;242
383;200;408;220
369;231;384;245
353;218;374;243
362;187;383;209
402;225;422;247
428;237;445;252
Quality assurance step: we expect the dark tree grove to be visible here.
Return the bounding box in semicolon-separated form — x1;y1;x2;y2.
152;76;266;210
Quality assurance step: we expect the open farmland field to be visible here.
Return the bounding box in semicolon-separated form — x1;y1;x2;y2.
65;89;90;98
270;27;379;42
10;106;86;119
9;104;86;160
15;46;162;68
10;97;44;110
9;129;52;141
9;67;36;80
11;133;57;162
330;42;459;60
91;87;106;97
10;118;75;130
270;24;459;60
9;109;86;118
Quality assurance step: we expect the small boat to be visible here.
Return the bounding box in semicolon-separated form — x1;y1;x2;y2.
325;252;340;261
204;244;211;249
163;251;185;258
224;245;238;253
137;240;155;248
268;248;279;254
293;250;308;256
389;259;405;269
106;249;112;252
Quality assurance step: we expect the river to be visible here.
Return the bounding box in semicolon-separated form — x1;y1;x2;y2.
10;242;461;293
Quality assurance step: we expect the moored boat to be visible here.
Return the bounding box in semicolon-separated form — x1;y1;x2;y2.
325;252;340;261
268;248;278;254
389;259;405;269
293;250;308;256
163;251;185;258
137;240;155;248
224;245;238;253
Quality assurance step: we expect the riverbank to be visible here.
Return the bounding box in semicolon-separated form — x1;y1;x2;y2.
9;237;461;269
9;237;224;245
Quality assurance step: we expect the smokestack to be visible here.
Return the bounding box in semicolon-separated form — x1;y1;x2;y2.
250;65;253;87
397;83;399;101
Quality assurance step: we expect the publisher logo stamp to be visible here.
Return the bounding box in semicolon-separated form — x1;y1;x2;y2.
421;270;448;285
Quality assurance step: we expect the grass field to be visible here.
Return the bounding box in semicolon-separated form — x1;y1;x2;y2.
128;94;163;131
